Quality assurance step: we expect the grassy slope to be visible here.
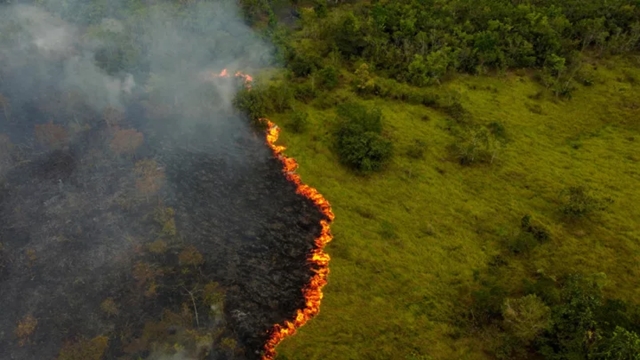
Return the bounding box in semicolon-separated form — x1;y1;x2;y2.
265;58;640;359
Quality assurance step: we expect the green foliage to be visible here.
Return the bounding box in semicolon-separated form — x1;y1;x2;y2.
287;48;321;78
502;295;552;344
233;82;293;122
537;274;606;358
592;327;640;360
334;102;393;173
292;82;318;103
451;125;503;165
406;139;427;160
233;86;268;122
287;110;308;134
559;186;612;220
507;232;539;255
520;214;551;243
313;0;328;19
470;281;508;325
287;0;640;87
318;66;339;91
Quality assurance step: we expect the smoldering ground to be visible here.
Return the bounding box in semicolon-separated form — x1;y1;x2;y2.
0;1;322;359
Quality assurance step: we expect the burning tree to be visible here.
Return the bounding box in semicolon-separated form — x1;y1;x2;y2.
110;128;144;156
35;123;69;149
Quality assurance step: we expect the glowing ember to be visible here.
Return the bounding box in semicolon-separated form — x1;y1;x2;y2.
216;69;334;359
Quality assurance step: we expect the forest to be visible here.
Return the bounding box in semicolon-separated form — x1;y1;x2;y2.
0;0;638;359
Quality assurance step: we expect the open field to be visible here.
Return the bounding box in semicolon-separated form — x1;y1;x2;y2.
263;59;640;359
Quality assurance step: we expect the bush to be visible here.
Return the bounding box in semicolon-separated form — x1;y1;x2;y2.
318;66;339;90
288;111;309;134
334;102;393;173
502;295;552;344
471;282;508;325
233;86;267;121
440;101;470;124
520;214;551;243
508;232;539;255
559;186;612;220
293;82;317;103
233;82;293;123
265;83;294;113
406;139;427;159
451;125;502;165
287;49;321;78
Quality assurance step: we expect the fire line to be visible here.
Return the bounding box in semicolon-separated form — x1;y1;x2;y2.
213;69;335;359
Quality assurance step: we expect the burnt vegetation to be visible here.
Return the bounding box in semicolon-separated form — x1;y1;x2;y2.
0;1;329;359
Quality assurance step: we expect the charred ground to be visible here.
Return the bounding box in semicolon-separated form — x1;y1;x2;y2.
0;3;324;358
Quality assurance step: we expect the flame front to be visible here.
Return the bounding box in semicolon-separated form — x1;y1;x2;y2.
214;69;334;359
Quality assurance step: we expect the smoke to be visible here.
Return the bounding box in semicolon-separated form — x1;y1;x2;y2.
0;0;272;117
0;1;322;359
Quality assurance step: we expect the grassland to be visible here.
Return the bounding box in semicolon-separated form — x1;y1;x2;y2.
259;57;640;359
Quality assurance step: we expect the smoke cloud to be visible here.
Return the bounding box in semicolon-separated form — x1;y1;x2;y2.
0;1;320;359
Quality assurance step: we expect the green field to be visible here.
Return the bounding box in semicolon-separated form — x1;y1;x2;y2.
257;59;640;359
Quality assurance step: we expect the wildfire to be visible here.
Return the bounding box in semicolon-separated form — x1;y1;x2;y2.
214;69;334;359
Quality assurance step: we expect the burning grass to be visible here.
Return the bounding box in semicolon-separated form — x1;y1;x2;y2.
218;70;335;359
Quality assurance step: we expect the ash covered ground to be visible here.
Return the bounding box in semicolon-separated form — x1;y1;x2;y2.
0;1;322;359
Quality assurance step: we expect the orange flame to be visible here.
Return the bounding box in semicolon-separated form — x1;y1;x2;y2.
216;69;334;359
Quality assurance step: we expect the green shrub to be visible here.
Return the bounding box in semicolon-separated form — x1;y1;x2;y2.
287;111;309;134
318;66;339;90
287;49;321;78
520;215;550;243
265;83;293;113
488;121;507;140
293;83;317;103
233;86;267;121
471;282;508;325
406;139;427;159
592;327;640;359
523;275;561;305
508;232;539;255
450;125;502;165
559;186;612;220
313;0;328;18
334;102;393;173
502;295;552;344
440;101;470;124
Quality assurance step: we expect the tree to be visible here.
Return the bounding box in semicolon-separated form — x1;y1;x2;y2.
110;128;143;156
35;123;69;149
502;295;552;344
334;102;393;173
103;106;125;128
559;186;612;220
538;274;606;358
318;66;339;90
353;63;375;94
592;327;640;360
134;159;165;198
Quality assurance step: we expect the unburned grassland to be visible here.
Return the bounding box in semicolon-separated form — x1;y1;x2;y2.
263;59;640;359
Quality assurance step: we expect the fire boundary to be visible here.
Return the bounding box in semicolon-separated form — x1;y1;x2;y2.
215;69;335;360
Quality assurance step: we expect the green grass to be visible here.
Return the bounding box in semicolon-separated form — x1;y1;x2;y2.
266;58;640;359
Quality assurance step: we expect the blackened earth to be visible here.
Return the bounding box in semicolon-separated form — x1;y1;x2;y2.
0;96;323;359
